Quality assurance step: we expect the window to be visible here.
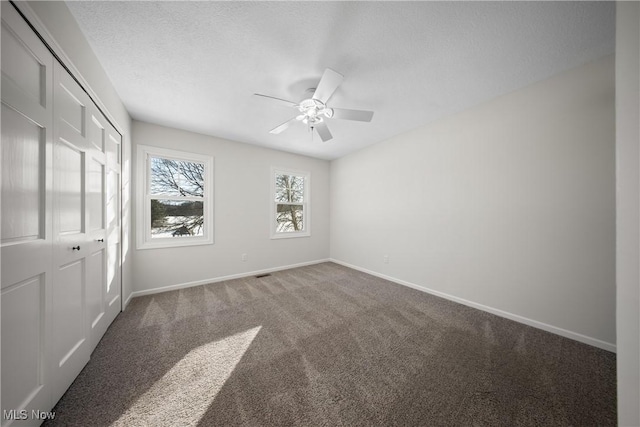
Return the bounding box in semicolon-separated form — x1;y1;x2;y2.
271;168;310;238
137;145;213;249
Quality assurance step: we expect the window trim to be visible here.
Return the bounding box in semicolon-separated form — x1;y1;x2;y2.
270;167;311;239
136;144;214;250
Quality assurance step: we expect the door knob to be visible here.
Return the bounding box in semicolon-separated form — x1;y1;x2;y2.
97;239;104;242
72;246;81;251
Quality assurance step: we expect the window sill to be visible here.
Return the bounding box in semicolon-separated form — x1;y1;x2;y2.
137;236;214;250
270;231;311;240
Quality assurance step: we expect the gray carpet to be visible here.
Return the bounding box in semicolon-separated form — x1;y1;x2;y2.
46;262;616;426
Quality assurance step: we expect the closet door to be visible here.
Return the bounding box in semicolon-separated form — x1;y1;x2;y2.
105;125;122;327
1;2;55;424
86;106;108;352
85;109;121;352
50;61;93;404
2;2;123;419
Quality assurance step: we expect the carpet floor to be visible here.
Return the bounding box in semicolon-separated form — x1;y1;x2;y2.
45;262;616;426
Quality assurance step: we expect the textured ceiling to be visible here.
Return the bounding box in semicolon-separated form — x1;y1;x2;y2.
66;1;615;160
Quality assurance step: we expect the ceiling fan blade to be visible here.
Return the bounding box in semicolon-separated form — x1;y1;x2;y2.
330;108;374;122
269;117;298;134
253;93;298;108
312;68;343;104
313;121;333;142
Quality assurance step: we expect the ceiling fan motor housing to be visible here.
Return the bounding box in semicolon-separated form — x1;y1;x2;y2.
298;98;333;124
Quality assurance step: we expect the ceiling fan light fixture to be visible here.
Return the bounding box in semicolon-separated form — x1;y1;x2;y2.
298;98;325;115
302;116;323;125
255;68;374;143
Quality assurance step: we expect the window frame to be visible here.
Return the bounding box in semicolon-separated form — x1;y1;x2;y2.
136;144;214;250
270;167;311;239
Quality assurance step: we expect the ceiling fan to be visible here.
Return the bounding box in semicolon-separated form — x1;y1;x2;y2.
254;68;374;142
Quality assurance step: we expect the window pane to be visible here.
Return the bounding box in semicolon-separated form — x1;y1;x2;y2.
151;199;204;238
150;156;204;197
276;204;304;232
275;174;304;203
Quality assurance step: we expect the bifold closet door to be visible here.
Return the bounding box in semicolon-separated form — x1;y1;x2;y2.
50;60;95;404
50;57;118;406
2;3;122;421
85;106;124;353
104;125;122;330
1;2;55;424
85;106;108;353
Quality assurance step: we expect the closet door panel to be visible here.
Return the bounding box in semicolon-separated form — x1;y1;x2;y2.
105;126;121;324
51;61;91;405
0;19;48;124
1;3;54;425
56;141;84;235
53;259;85;365
1;105;43;243
87;246;107;351
86;106;108;351
56;81;86;146
1;275;47;426
87;158;105;232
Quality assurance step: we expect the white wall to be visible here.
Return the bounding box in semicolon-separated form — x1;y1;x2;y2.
331;55;616;349
131;121;330;294
616;2;640;425
20;1;134;306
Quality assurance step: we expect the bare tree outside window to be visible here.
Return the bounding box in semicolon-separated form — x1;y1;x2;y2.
275;173;305;233
150;157;205;238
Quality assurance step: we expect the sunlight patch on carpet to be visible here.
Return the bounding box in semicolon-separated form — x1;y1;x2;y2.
138;299;170;328
115;326;261;425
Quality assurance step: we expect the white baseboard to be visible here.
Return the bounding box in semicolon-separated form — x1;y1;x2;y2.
128;259;331;299
329;258;616;353
123;291;134;310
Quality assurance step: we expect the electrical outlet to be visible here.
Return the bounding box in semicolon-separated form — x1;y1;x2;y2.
383;255;389;264
241;253;248;262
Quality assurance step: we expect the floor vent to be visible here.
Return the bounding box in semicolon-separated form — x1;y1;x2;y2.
256;273;271;279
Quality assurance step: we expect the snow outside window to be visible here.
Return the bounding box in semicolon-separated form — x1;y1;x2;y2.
137;145;214;249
